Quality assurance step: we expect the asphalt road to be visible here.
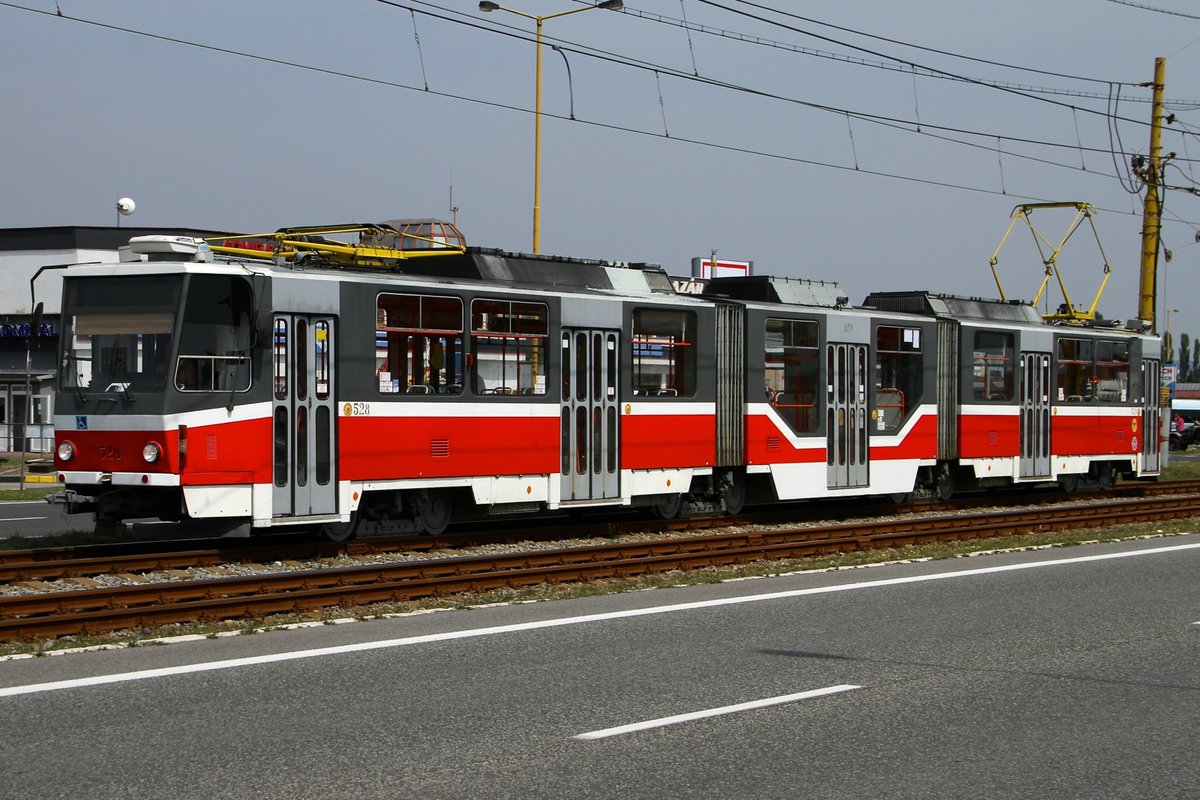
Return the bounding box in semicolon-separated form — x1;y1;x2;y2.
0;498;80;539
1;534;1197;799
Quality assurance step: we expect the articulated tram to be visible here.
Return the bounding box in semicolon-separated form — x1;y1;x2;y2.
48;225;1167;538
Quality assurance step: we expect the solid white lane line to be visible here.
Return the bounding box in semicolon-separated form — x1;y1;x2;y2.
574;684;861;740
2;541;1198;698
3;517;47;522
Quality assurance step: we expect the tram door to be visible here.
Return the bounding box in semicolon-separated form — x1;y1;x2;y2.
827;343;869;489
1141;357;1162;472
561;329;620;502
272;315;338;518
1019;352;1051;479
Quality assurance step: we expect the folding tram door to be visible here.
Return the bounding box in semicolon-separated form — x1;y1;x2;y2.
826;342;869;489
1019;352;1051;479
272;314;338;518
1141;357;1162;473
561;328;620;502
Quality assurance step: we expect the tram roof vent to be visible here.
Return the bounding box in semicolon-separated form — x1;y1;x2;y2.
862;291;1043;323
127;235;213;262
701;276;848;308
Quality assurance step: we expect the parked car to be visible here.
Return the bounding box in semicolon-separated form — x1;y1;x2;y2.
1170;416;1199;451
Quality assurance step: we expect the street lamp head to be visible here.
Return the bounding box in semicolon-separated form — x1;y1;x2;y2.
597;0;623;8
479;2;500;10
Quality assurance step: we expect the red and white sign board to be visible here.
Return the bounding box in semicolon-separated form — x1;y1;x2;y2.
691;257;753;280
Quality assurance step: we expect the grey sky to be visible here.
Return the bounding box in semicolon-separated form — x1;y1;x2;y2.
4;1;1199;345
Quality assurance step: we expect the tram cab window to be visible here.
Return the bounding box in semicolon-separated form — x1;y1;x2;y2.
875;325;923;432
469;299;548;395
59;274;182;395
175;275;253;392
972;331;1015;402
764;318;820;433
631;309;696;397
377;293;465;395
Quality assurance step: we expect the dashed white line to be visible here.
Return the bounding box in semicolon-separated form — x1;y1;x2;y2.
1;541;1197;698
574;684;861;740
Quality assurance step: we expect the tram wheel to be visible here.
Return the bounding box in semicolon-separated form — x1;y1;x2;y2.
653;493;684;520
720;472;746;516
1091;463;1115;491
935;464;955;502
416;490;453;536
319;514;359;542
92;518;127;538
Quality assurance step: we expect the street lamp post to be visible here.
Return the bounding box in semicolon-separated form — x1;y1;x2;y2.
479;0;622;254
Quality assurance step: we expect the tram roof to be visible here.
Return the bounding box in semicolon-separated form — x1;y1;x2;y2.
700;276;850;309
252;247;679;298
861;291;1045;324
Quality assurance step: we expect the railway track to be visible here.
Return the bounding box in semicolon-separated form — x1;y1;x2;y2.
3;489;1199;643
2;477;1191;582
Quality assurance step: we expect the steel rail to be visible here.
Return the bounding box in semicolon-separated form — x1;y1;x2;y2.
2;478;1192;582
2;494;1198;642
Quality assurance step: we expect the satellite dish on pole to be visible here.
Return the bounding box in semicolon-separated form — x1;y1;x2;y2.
116;197;136;227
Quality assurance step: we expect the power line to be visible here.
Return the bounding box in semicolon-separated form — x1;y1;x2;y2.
420;0;1164;165
725;0;1136;85
623;3;1177;105
1106;0;1200;20
3;0;1195;226
693;0;1157;128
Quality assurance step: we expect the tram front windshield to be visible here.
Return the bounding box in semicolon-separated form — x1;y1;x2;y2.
59;274;254;395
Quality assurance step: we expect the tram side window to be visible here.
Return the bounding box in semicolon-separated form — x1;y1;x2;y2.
273;319;288;400
1094;340;1129;402
764;318;820;433
470;299;548;395
377;294;464;395
875;325;923;432
1056;338;1095;402
1057;337;1128;403
631;309;696;398
972;330;1015;402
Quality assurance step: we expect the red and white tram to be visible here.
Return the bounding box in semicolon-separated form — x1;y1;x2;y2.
47;226;1167;538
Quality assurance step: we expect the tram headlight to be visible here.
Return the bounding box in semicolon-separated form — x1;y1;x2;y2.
57;441;76;462
142;442;162;463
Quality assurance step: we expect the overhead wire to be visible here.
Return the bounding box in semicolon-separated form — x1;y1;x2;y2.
693;0;1156;128
616;1;1200;106
3;0;1197;227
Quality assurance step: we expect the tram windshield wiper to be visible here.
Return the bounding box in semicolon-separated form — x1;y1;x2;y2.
107;341;135;404
62;351;88;405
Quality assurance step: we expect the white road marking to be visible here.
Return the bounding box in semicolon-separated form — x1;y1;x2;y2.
574;684;861;740
2;541;1198;699
3;517;47;522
